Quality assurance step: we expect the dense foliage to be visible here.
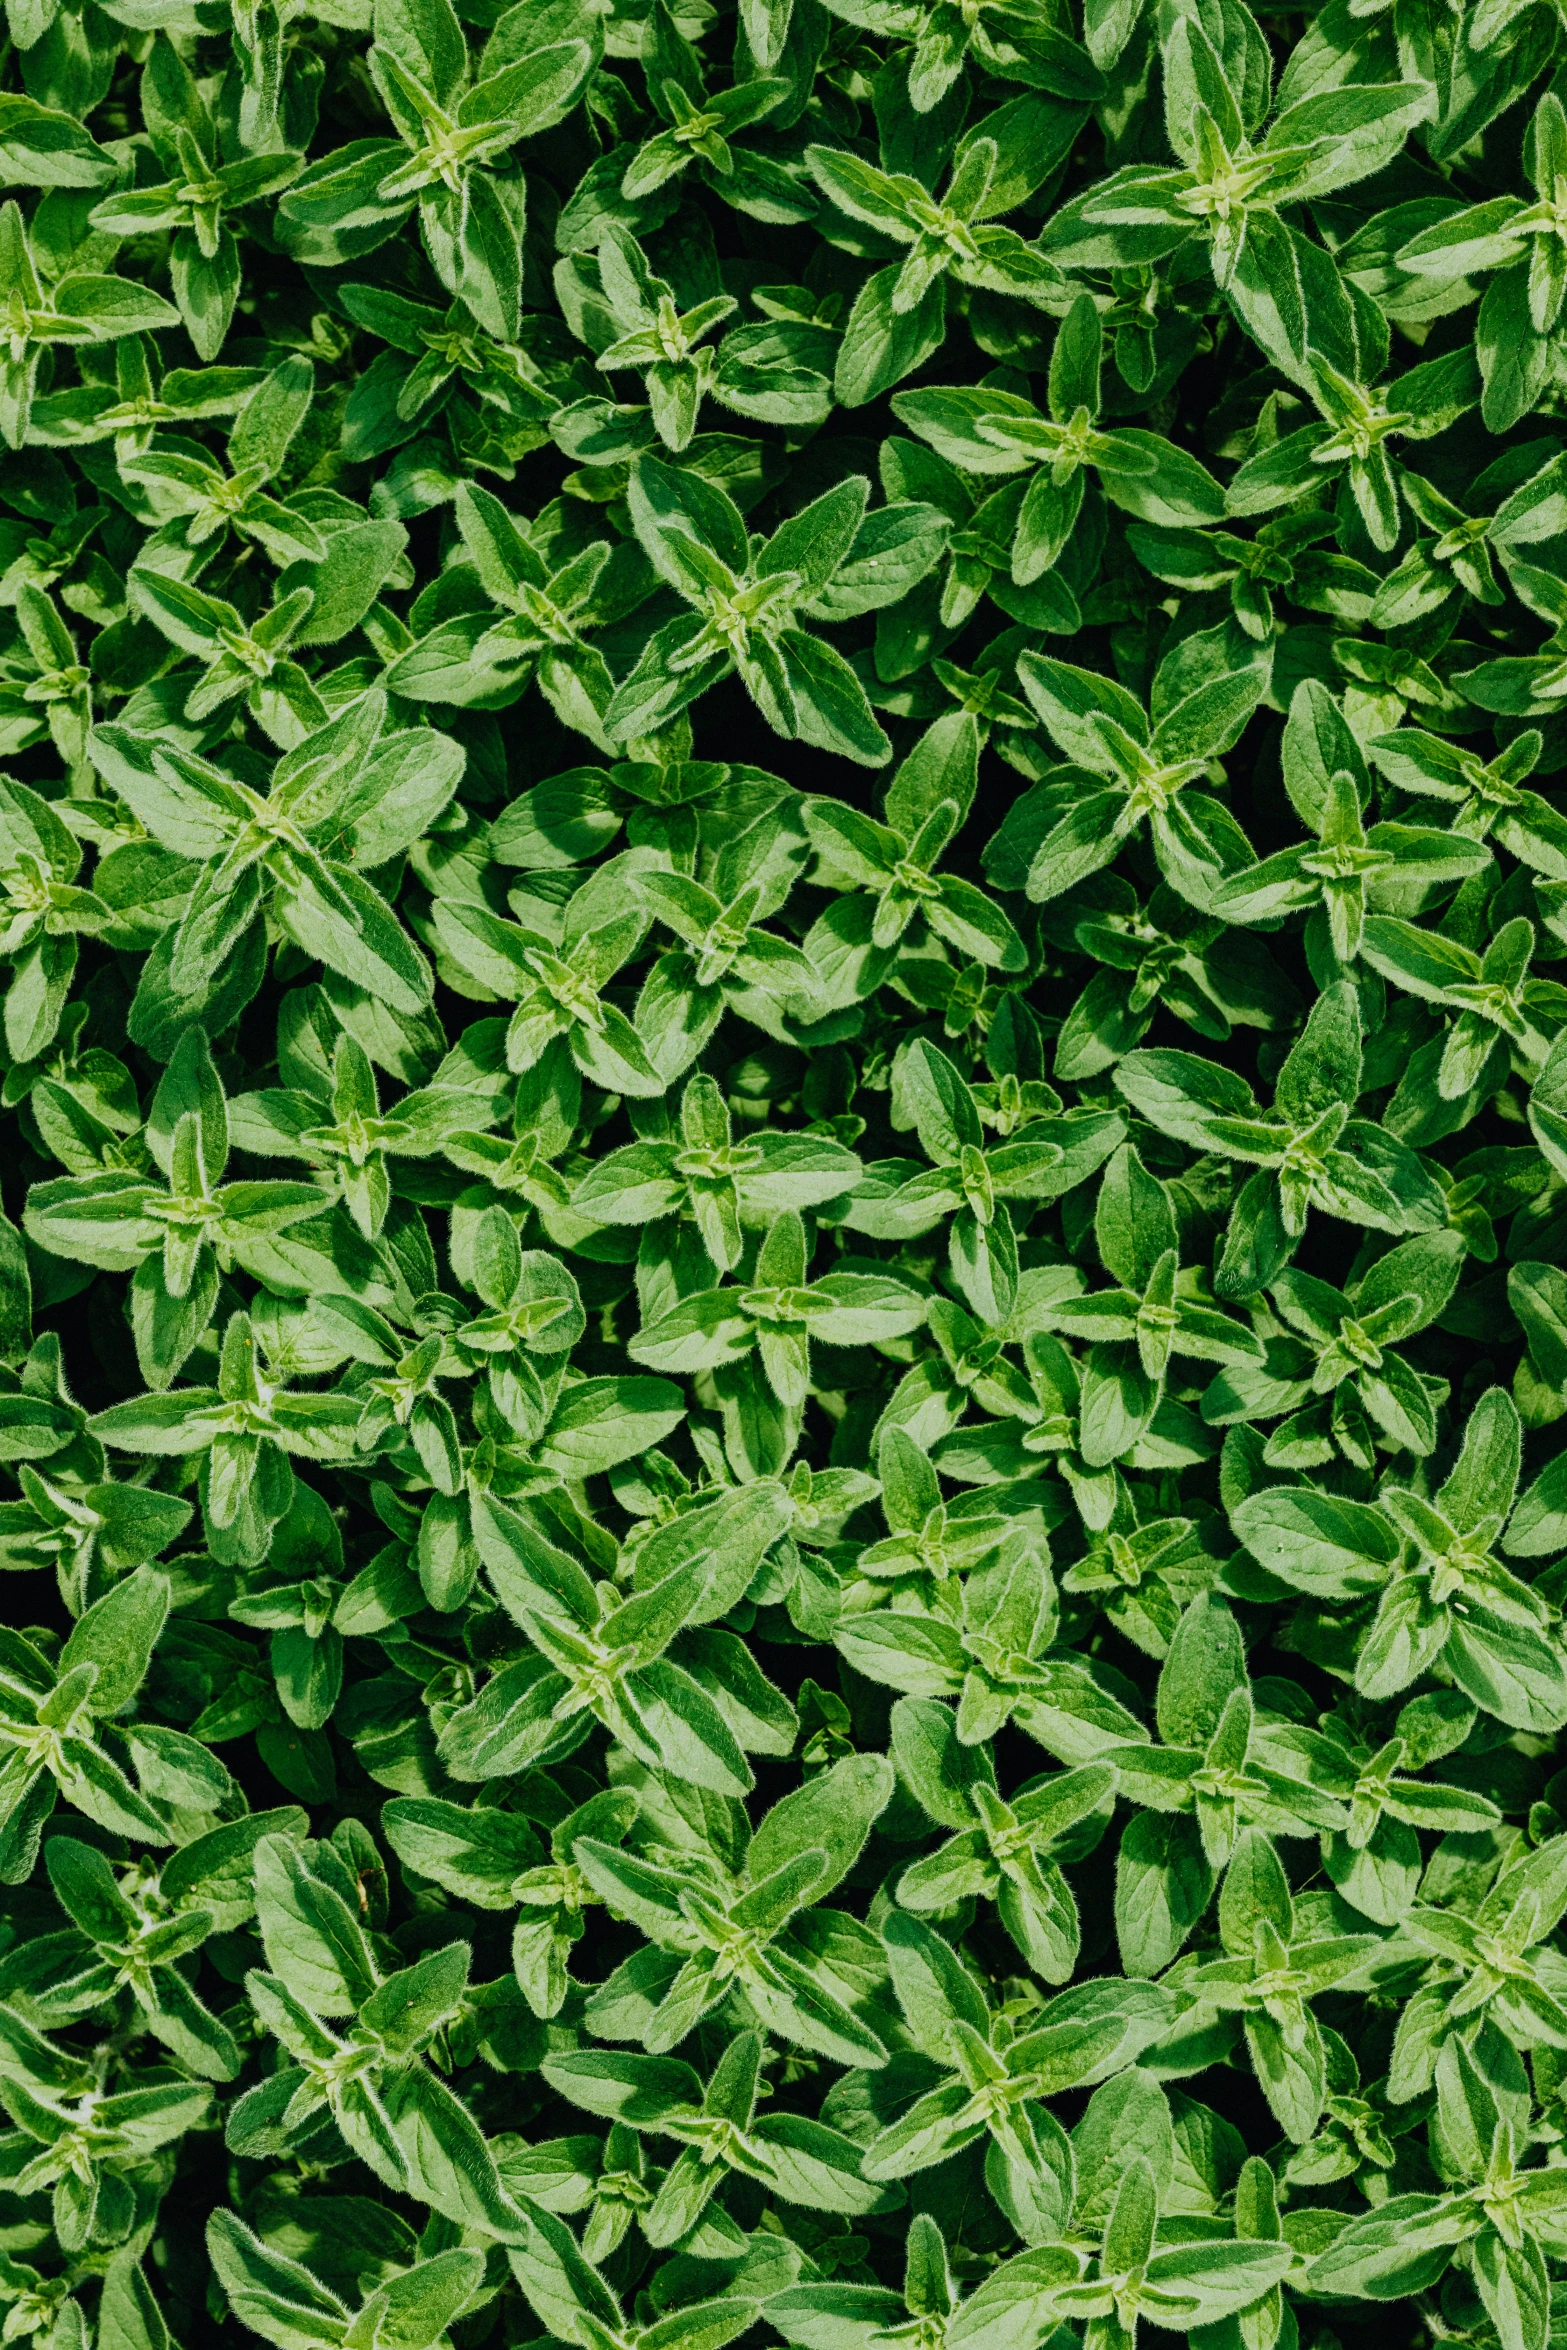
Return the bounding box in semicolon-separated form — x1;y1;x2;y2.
11;0;1567;2345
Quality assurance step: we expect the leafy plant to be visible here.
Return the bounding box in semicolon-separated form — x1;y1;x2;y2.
3;4;1567;2349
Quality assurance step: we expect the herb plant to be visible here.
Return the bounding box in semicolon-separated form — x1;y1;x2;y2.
5;3;1567;2349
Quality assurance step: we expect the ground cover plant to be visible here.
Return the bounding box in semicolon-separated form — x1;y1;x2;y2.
12;0;1567;2347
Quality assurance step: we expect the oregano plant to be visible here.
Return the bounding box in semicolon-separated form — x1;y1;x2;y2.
4;3;1567;2350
